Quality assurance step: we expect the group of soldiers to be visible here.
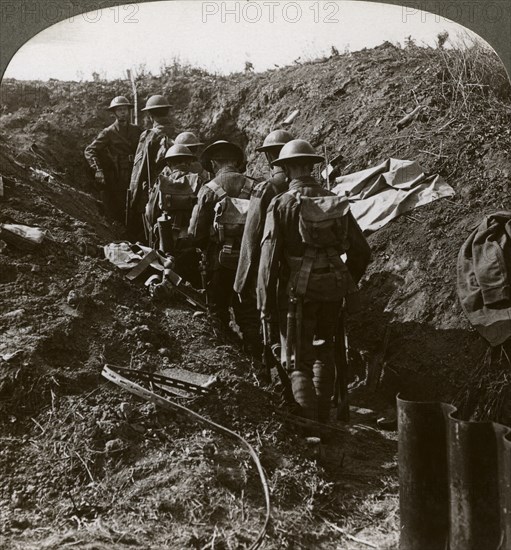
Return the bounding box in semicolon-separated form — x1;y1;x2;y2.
85;94;371;430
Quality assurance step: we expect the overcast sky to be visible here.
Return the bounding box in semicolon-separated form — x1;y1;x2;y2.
4;0;482;81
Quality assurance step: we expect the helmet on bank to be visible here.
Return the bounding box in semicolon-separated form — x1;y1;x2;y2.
174;132;204;147
141;95;171;111
272;139;324;166
107;96;133;110
256;129;294;153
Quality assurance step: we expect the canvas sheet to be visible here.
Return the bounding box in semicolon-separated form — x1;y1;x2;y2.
332;158;455;233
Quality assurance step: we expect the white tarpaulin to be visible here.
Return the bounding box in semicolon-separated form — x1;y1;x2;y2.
103;242;163;271
332;158;455;233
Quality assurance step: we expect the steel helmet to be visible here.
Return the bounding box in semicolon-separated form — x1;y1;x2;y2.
256;129;294;153
272;139;324;166
107;96;133;110
175;131;204;147
164;144;196;161
141;95;171;111
201;140;244;162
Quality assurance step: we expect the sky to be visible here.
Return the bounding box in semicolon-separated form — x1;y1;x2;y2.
3;0;483;81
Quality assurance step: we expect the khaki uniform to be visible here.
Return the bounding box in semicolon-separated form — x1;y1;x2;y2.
127;120;175;241
189;161;212;191
154;165;202;287
84;120;141;223
257;175;371;421
189;166;261;356
234;166;288;296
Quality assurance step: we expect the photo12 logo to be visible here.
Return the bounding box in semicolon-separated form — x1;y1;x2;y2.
202;1;341;23
0;2;140;25
401;2;511;24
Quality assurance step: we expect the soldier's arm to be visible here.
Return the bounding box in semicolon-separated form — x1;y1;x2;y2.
257;200;282;314
188;186;215;247
84;128;110;172
151;135;173;178
128;133;150;209
345;212;371;283
233;188;266;294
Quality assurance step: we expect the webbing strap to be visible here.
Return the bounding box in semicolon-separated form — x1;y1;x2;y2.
294;247;316;297
126;250;160;281
239;179;254;199
206;181;227;200
326;247;344;284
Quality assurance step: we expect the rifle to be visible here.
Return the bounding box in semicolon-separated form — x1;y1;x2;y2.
262;314;294;403
333;305;350;421
323;144;330;190
198;249;209;309
286;295;297;373
161;261;207;311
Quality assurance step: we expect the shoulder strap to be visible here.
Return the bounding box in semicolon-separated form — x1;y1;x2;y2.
286;189;302;203
206;181;228;200
239;178;254;199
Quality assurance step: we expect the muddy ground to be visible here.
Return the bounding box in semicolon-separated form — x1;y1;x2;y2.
1;41;510;548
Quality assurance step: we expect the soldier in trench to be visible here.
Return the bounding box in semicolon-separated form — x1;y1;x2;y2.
234;129;295;387
174;131;212;187
257;139;371;426
84;95;142;225
127;94;177;243
188;140;263;366
152;143;203;288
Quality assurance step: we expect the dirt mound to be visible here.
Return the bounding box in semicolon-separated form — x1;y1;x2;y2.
1;41;510;548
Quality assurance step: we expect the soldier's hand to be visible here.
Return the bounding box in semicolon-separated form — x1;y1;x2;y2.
95;170;105;186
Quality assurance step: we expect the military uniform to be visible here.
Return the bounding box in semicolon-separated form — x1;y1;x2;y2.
257;173;371;422
154;155;202;287
84;119;141;222
189;160;212;190
127;120;175;242
234;166;288;295
174;131;212;190
189;164;261;356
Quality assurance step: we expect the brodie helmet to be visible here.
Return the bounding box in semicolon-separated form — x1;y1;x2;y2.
164;144;197;162
256;129;294;153
201;140;244;163
107;96;133;110
272;139;324;166
141;95;171;111
175;131;204;147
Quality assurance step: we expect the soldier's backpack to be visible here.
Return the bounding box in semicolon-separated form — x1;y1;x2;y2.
206;179;253;270
286;191;358;301
159;171;199;223
154;170;199;253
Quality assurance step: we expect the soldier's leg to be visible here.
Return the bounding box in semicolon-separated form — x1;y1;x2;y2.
313;301;341;424
278;283;289;367
173;246;201;289
234;290;263;361
207;265;234;326
112;189;127;224
290;300;318;422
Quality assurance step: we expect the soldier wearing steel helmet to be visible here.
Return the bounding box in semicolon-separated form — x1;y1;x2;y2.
84;95;141;223
148;143;202;287
234;129;294;297
174;131;212;187
234;129;294;387
257;139;371;426
127;95;177;243
189;140;261;361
